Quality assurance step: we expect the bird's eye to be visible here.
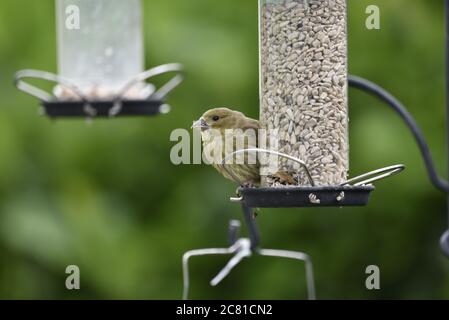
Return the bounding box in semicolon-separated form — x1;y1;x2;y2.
212;116;220;121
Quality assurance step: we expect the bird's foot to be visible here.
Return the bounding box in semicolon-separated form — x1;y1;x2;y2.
241;182;256;189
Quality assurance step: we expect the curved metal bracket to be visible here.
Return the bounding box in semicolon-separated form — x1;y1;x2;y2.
14;69;88;102
341;164;405;187
349;75;449;193
182;240;247;301
14;69;96;116
110;63;184;116
182;236;316;300
115;63;184;101
258;248;315;300
221;148;315;187
440;230;449;258
349;74;449;257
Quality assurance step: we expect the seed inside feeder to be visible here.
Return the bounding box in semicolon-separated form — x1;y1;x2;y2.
259;0;349;187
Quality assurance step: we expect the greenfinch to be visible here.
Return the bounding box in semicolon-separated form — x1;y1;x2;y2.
192;107;295;187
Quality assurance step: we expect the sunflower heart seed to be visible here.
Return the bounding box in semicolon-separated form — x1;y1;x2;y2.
260;0;349;187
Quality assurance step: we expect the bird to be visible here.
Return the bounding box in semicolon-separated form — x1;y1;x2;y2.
192;107;296;187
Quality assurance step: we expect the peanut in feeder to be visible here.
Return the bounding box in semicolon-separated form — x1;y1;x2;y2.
14;0;184;118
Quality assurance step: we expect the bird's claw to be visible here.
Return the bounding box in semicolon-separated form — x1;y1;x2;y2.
241;182;255;189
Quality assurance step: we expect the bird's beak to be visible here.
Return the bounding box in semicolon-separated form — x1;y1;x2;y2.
191;118;209;131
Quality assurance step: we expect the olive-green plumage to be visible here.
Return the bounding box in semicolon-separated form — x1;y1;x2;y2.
193;107;295;186
193;107;260;186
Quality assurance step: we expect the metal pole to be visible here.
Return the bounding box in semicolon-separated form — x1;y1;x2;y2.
440;0;449;257
241;204;260;251
445;0;449;231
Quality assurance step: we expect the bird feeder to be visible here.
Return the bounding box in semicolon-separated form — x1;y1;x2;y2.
182;0;410;299
14;0;183;118
244;0;404;208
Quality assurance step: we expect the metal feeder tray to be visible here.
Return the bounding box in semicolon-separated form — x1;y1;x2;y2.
14;64;184;119
40;99;166;118
223;149;405;208
238;185;375;208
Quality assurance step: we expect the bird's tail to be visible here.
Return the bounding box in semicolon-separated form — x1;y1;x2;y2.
273;171;297;185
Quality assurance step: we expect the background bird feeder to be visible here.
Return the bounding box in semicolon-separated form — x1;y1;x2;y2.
14;0;183;118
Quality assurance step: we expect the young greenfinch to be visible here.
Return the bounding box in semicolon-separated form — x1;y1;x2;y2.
192;107;295;187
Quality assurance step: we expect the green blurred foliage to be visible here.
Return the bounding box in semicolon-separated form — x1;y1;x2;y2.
0;0;448;299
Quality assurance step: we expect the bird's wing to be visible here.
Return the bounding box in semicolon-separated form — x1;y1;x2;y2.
240;118;260;131
237;117;259;151
242;118;297;185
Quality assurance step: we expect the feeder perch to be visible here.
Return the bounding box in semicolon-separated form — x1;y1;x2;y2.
14;0;184;119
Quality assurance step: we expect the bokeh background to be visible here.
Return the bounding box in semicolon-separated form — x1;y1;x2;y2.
0;0;448;299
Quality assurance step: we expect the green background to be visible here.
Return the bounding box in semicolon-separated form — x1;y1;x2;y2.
0;0;448;299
